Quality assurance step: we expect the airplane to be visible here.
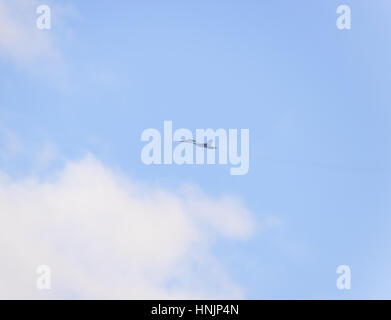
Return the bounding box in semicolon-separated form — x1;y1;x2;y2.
179;139;217;149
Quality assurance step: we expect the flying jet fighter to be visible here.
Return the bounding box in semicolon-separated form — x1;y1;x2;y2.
179;139;217;149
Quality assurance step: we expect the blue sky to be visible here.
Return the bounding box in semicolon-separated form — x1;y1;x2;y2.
0;0;390;299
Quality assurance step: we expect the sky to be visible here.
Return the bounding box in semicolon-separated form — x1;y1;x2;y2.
0;0;390;299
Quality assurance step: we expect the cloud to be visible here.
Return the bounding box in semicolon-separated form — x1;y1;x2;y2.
0;154;255;299
0;126;23;159
33;141;60;169
0;0;61;68
0;127;62;174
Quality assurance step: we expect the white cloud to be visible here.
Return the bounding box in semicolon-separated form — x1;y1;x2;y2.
0;126;23;159
33;141;60;169
0;154;255;299
0;0;61;69
0;127;62;172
